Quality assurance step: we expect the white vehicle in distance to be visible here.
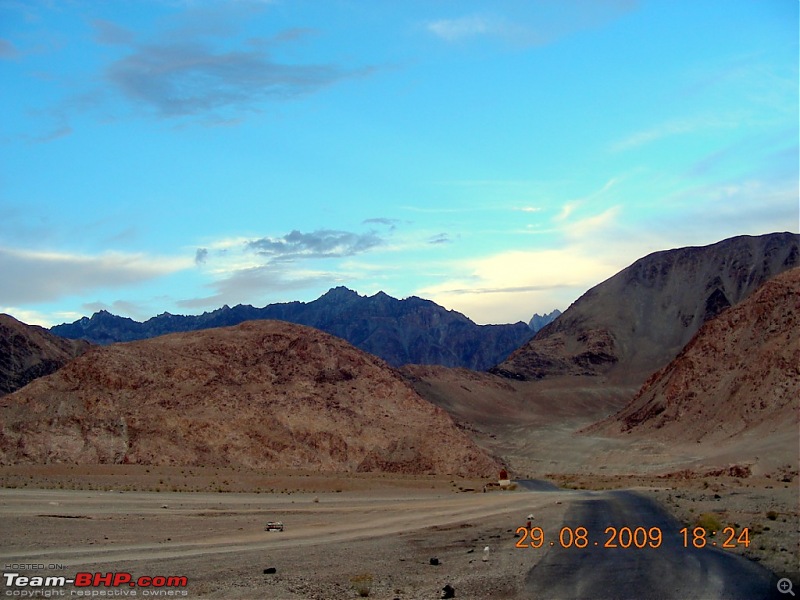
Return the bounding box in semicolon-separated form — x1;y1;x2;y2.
265;521;284;532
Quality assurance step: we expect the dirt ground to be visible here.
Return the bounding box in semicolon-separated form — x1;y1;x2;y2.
1;466;797;599
1;374;797;598
0;472;570;599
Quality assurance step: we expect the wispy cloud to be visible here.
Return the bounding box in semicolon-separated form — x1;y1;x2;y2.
33;5;378;128
31;124;72;143
659;178;799;238
96;3;375;122
564;205;622;239
611;114;742;152
426;1;638;47
426;15;516;43
556;177;620;221
556;202;578;222
363;217;401;227
0;247;191;305
428;233;451;245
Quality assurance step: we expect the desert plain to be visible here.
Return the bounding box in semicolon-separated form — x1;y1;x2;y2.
1;380;796;600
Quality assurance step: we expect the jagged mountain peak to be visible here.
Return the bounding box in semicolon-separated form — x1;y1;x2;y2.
51;289;533;370
321;286;361;299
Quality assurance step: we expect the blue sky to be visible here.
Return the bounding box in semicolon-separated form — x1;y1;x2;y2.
1;0;797;326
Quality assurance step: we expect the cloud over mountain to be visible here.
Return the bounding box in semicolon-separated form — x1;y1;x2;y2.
0;247;190;305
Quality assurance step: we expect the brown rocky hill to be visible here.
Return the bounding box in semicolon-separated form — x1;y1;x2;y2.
590;267;800;443
492;232;799;384
0;314;89;396
0;320;499;476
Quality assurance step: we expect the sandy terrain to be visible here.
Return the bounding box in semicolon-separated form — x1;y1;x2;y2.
0;479;571;599
1;465;796;599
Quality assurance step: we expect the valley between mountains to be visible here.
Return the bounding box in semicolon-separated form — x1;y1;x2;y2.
0;232;797;599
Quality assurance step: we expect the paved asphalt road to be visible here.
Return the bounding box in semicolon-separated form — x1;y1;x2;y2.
518;483;786;600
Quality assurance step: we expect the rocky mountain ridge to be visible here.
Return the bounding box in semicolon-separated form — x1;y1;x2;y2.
528;309;562;333
0;314;90;396
590;267;800;442
492;232;799;384
51;287;534;371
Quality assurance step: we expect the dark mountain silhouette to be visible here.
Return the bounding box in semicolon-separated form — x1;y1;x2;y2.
51;288;534;371
492;232;799;384
529;309;561;332
0;314;90;396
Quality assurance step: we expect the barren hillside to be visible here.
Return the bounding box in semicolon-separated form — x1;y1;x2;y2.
493;232;799;384
0;314;89;396
590;267;800;444
0;320;498;476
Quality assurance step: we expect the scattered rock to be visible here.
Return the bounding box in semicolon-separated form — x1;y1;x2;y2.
442;584;455;598
263;567;277;575
429;557;439;566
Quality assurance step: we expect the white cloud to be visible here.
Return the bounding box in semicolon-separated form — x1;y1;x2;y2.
556;202;578;222
556;177;620;221
564;205;622;239
0;247;191;305
418;247;622;324
414;198;663;324
0;307;79;328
